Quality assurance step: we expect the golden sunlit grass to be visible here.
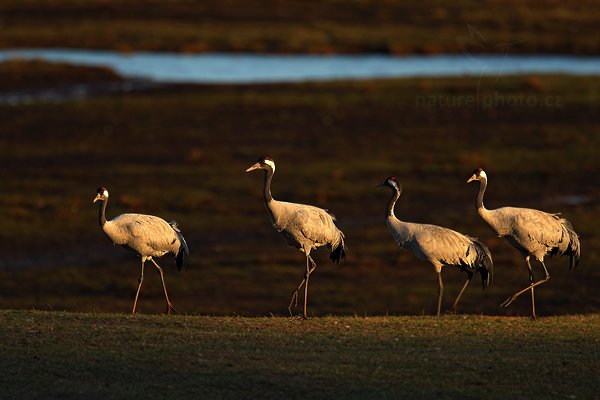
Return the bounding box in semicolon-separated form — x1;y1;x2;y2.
1;310;598;399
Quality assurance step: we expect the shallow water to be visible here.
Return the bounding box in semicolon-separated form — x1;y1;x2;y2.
1;49;599;83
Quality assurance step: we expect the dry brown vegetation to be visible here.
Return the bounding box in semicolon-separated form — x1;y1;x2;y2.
0;0;598;54
0;64;597;317
0;60;123;91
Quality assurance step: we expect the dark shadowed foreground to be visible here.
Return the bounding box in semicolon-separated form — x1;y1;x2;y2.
1;311;598;400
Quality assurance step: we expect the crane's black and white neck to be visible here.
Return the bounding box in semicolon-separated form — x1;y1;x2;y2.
467;168;488;211
378;176;402;218
245;156;275;204
93;187;109;227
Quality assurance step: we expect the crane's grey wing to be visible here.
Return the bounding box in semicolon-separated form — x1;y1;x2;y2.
273;202;343;248
491;206;579;265
510;209;566;250
112;213;179;253
169;221;189;269
298;206;343;246
413;225;479;267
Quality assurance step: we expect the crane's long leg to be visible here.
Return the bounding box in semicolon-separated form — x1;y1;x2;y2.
288;255;317;315
288;253;317;315
530;284;536;319
450;271;473;314
132;260;145;315
303;254;317;319
436;269;444;317
527;257;537;319
500;258;550;317
150;259;179;315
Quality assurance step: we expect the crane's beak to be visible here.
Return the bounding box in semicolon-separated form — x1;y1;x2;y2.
93;194;102;203
245;162;261;173
375;181;385;188
467;174;477;183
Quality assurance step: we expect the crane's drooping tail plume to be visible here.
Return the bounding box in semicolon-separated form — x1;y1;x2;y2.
330;230;347;263
170;221;189;271
471;237;494;287
554;216;581;270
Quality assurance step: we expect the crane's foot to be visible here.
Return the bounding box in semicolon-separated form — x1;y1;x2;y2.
288;314;307;320
166;303;179;315
289;313;308;320
499;294;518;308
288;290;299;313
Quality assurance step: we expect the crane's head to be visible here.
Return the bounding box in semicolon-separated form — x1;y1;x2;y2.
93;187;109;203
245;156;275;174
467;168;487;184
377;176;402;192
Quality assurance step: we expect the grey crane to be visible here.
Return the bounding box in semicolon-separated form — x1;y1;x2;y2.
93;187;188;315
467;168;580;318
245;156;347;319
379;176;493;316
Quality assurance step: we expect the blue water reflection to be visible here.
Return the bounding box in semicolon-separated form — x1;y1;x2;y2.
0;49;599;83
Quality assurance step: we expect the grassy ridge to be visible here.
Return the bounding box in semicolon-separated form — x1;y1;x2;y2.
0;70;598;317
0;60;123;91
1;311;599;399
0;0;598;54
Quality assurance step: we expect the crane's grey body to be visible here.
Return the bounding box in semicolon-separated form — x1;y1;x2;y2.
387;218;490;273
468;168;580;318
381;177;492;316
246;157;346;318
94;188;188;314
267;200;345;256
102;213;185;262
477;206;578;266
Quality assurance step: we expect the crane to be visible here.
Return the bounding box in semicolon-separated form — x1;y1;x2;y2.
467;168;580;318
245;156;346;319
379;176;493;316
93;187;188;315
